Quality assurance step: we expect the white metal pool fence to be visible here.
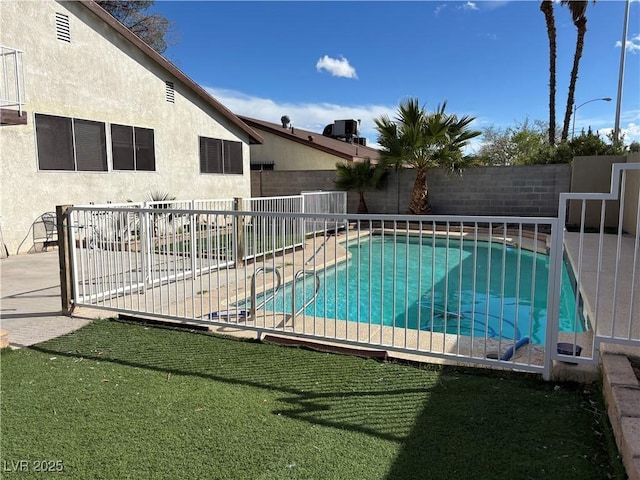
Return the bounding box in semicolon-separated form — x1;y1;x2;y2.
61;165;640;380
552;162;639;367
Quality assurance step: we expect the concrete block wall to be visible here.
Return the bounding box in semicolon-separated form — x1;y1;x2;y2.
428;164;571;217
251;164;572;217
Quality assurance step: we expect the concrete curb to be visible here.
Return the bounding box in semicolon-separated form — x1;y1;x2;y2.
601;353;640;480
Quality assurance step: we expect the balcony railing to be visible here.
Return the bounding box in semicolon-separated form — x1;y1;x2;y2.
0;45;26;120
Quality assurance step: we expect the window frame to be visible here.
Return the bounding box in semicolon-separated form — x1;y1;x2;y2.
35;113;107;172
111;124;156;172
199;136;243;175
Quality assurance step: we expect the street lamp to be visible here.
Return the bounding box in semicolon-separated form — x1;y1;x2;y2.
571;97;612;139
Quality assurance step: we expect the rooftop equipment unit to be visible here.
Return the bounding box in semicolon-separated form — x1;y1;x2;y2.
322;119;359;140
333;119;358;137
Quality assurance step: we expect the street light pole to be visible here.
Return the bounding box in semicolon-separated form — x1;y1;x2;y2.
571;97;612;139
614;0;630;145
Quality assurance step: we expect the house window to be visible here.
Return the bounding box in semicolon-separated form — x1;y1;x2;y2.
55;13;70;43
35;114;107;171
250;162;275;171
111;124;156;171
75;119;108;171
223;140;243;174
199;137;243;174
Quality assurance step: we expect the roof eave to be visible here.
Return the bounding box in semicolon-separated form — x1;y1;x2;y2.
78;1;263;145
240;116;370;161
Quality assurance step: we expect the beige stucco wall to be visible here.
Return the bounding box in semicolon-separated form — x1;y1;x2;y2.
0;1;252;254
568;156;626;229
622;152;639;235
249;131;345;170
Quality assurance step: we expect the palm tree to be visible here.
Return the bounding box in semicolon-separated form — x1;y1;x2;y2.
560;0;593;141
540;0;557;146
334;158;388;214
374;98;480;215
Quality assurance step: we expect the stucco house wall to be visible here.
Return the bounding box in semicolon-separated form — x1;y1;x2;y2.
0;1;259;254
249;130;350;170
568;155;627;230
241;116;380;171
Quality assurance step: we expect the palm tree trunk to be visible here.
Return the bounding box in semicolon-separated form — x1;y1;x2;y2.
541;0;557;146
562;15;587;141
408;168;431;215
357;192;368;214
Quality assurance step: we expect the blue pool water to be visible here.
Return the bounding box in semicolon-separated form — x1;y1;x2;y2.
252;235;583;345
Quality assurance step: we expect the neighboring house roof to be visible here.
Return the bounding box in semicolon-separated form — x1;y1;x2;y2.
79;1;263;145
239;116;380;162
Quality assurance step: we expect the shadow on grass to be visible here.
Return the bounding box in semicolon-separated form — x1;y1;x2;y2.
382;375;621;479
23;318;623;479
27;318;436;443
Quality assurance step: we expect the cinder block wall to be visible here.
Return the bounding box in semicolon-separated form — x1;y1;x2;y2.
427;164;571;217
251;164;572;217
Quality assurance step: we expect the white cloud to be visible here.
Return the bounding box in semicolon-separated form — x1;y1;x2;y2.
434;3;447;16
462;2;479;11
316;55;358;79
622;122;640;143
482;1;509;10
615;33;640;53
203;87;639;151
591;110;640;145
204;86;394;146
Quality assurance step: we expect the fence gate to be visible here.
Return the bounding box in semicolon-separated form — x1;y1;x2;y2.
550;162;640;365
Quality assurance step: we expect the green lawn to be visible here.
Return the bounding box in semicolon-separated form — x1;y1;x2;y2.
1;319;625;479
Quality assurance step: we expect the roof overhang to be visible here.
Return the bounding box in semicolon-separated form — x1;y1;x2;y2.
240;116;377;162
79;1;263;145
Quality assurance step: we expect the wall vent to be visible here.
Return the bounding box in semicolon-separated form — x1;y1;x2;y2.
165;81;175;103
55;13;71;43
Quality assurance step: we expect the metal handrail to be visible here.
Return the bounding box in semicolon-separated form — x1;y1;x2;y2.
291;269;321;320
250;266;282;318
0;45;26;115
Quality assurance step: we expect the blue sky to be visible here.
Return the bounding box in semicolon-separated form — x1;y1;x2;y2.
153;0;640;149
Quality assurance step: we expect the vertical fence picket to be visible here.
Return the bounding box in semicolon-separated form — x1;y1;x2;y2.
64;167;639;378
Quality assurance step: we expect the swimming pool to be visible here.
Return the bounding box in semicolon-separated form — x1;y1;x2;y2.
252;234;584;345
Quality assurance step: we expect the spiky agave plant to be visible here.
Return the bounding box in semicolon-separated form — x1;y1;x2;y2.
146;191;176;209
145;191;177;241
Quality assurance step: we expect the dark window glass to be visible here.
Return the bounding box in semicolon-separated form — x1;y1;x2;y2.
199;137;243;174
134;127;155;171
199;137;223;173
223;140;243;174
74;119;107;171
250;163;274;171
36;114;106;171
35;114;74;170
111;124;134;170
112;124;155;171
